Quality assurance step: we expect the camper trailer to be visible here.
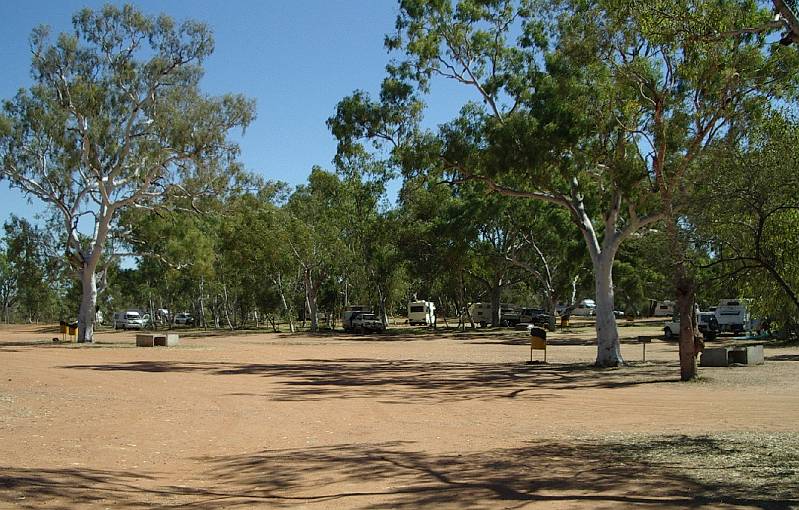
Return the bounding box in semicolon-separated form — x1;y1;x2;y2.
715;299;750;334
650;300;675;317
408;300;436;326
468;302;493;327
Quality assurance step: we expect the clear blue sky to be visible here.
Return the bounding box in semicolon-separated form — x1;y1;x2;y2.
0;1;470;224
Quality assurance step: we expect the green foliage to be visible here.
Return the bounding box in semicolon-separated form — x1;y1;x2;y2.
692;110;799;329
0;4;254;338
2;215;62;321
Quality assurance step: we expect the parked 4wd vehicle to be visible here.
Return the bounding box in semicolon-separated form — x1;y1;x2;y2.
174;312;194;326
664;312;720;340
349;312;386;333
500;309;521;327
519;308;553;328
113;311;149;330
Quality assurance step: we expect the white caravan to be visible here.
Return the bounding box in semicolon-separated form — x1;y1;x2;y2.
714;299;750;334
408;300;436;326
468;302;493;327
650;300;675;317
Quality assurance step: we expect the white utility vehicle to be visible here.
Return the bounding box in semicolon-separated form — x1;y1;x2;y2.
342;305;372;332
349;312;386;333
571;299;596;317
664;311;720;340
113;310;148;330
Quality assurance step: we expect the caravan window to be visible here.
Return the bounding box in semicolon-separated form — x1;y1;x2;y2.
410;306;424;313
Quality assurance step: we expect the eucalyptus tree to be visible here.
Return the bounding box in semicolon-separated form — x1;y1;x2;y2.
568;0;799;379
692;112;799;334
332;0;799;374
0;5;254;341
331;1;664;366
284;168;353;331
217;184;299;331
505;203;588;317
0;252;16;323
3;215;60;322
331;157;402;323
117;193;220;328
395;177;476;324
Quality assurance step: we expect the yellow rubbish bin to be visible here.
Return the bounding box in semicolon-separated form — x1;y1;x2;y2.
528;327;547;364
67;323;78;342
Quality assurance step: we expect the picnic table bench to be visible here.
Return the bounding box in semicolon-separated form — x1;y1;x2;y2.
136;333;179;347
700;343;764;367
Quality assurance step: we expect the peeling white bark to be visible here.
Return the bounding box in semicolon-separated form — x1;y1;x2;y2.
593;253;623;366
77;268;96;343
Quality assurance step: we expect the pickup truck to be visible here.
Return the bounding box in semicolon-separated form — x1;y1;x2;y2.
664;312;719;340
349;312;386;333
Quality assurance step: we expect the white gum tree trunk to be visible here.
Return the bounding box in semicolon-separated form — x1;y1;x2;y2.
592;251;622;366
573;193;630;367
304;270;319;332
76;212;112;343
77;267;97;343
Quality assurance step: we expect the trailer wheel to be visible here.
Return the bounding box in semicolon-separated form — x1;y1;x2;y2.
664;327;674;339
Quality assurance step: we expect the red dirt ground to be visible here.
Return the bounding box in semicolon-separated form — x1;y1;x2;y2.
1;321;797;509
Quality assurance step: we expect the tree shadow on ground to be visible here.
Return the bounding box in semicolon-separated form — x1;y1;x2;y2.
61;358;678;403
0;340;60;347
0;466;159;509
272;327;540;343
5;325;61;334
766;354;799;362
466;336;661;346
2;436;795;509
193;437;798;509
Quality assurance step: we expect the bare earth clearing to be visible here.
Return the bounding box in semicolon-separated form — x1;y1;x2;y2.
1;321;797;509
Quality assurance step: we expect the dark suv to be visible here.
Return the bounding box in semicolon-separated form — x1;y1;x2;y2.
520;308;553;328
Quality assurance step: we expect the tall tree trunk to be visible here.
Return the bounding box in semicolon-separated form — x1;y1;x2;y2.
546;290;558;330
570;275;579;307
663;187;699;380
593;252;623;366
77;267;97;343
275;273;295;333
578;213;623;367
304;270;319;332
377;285;388;326
490;284;502;326
675;272;698;381
199;276;207;330
149;296;155;331
222;284;234;330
